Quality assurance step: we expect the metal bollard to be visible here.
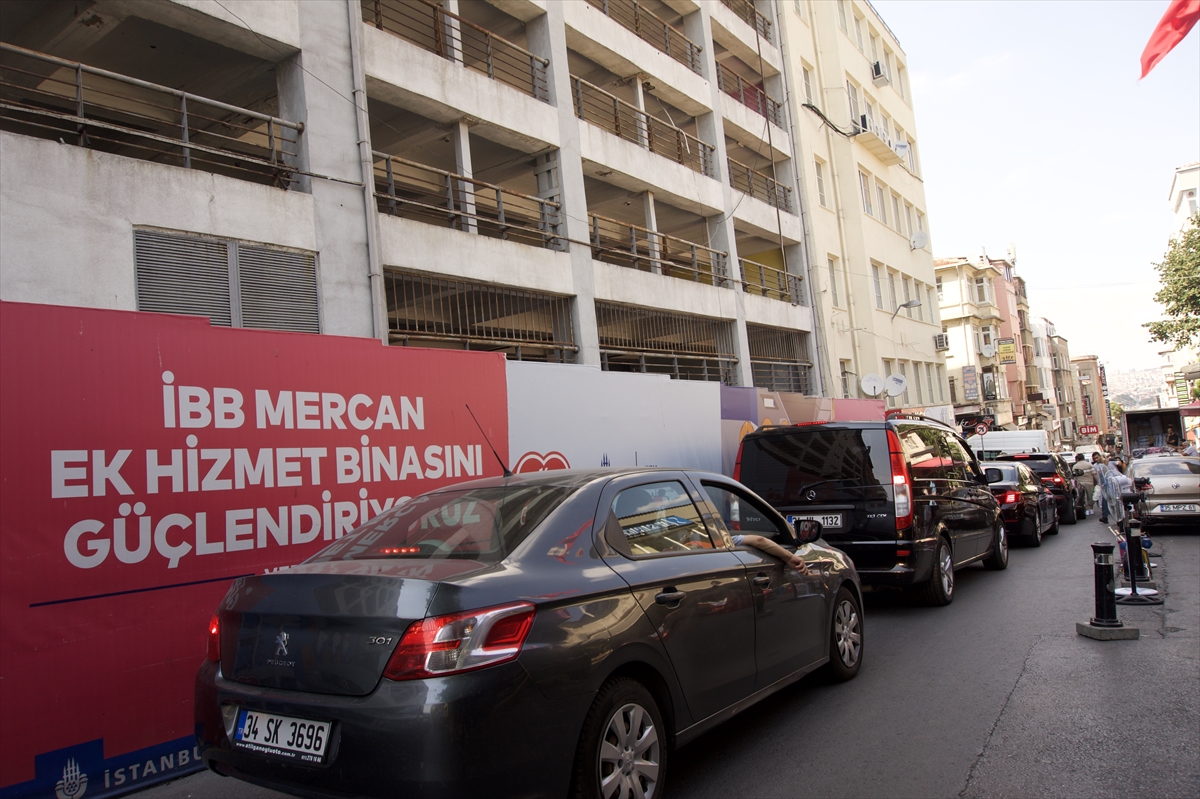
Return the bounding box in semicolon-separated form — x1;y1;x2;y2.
1089;542;1122;628
1126;528;1151;583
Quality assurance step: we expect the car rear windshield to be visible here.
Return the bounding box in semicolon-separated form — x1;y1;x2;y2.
1002;456;1057;476
984;464;1019;484
307;485;575;562
1131;459;1200;477
739;428;891;504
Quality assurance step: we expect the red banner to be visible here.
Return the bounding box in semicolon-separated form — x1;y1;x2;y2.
0;302;508;795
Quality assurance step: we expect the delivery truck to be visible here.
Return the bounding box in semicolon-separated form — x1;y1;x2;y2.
967;429;1050;460
1122;407;1185;454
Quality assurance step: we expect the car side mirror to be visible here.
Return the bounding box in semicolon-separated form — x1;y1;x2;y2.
794;519;822;544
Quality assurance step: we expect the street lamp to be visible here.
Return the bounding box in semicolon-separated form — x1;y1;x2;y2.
890;299;921;321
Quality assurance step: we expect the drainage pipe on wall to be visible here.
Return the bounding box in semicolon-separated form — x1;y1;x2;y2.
347;0;388;343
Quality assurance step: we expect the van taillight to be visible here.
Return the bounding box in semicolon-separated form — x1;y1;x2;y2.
886;430;913;532
733;442;744;482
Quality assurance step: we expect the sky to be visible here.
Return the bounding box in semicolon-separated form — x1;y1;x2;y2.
875;0;1200;373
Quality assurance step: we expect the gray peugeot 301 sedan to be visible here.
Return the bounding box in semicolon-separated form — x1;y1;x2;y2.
195;468;862;799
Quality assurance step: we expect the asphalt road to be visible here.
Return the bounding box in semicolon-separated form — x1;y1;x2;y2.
140;513;1199;799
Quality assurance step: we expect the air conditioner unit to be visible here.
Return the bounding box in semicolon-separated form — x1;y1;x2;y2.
933;333;949;351
871;61;890;86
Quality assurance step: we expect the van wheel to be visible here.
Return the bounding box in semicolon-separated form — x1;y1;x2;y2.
983;523;1008;570
920;538;954;606
571;678;666;799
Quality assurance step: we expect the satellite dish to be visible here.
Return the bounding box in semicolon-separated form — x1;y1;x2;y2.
982;342;997;358
860;373;884;397
885;373;908;397
910;230;929;250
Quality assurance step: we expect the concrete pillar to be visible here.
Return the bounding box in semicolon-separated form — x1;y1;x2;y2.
642;190;662;273
440;0;463;63
451;120;477;234
685;7;754;387
527;4;601;366
632;75;649;148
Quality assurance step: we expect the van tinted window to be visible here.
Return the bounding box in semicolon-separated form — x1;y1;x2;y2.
738;428;891;504
896;426;949;481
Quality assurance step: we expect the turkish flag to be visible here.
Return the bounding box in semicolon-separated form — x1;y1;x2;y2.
1140;0;1200;78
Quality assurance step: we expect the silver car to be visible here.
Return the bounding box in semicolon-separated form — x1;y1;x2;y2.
1129;455;1200;529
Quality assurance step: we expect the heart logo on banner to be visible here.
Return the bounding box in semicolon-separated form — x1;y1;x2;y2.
514;451;571;473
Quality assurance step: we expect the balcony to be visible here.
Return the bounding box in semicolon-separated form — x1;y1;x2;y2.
748;324;813;394
583;0;702;74
571;76;714;177
740;258;803;304
364;0;549;101
597;301;738;383
728;157;792;213
0;42;301;188
373;152;561;248
854;114;905;166
589;212;728;287
719;0;773;43
716;62;782;126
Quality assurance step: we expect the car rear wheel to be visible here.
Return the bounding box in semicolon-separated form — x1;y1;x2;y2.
1046;508;1060;535
983;522;1008;570
822;586;863;682
1061;498;1078;525
919;537;954;606
572;678;666;799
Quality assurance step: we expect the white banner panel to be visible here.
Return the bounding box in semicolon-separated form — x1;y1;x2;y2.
507;362;723;474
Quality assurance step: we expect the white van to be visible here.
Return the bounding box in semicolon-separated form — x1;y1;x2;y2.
968;430;1050;460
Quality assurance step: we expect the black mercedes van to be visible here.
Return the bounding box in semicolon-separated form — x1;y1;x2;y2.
735;416;1005;605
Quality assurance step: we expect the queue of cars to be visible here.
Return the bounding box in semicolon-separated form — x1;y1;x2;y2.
195;414;1130;798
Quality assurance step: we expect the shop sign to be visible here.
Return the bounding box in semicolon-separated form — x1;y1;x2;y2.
962;366;979;402
996;337;1017;364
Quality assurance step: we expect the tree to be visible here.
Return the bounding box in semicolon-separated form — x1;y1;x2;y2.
1109;401;1124;423
1145;212;1200;350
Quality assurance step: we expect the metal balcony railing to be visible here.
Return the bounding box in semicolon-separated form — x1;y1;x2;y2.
373;152;561;248
739;258;803;304
719;0;773;43
571;76;713;177
584;0;702;74
727;157;792;212
589;213;728;286
0;42;301;188
597;301;738;383
716;63;782;126
365;0;549;101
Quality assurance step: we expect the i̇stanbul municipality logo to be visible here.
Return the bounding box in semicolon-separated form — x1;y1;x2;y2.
55;759;87;799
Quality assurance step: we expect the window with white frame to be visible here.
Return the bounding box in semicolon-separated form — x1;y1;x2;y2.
853;14;864;51
913;282;924;320
840;361;853;398
872;263;884;309
876;183;887;225
870;33;879;64
972;325;983;353
860;171;873;215
892;194;903;233
879;113;890;140
913;360;924;404
815;159;828;207
882;359;895;406
916;210;925;232
802;66;813;104
936;364;945;402
904;202;914;237
794;0;806;21
935;276;943;300
847;81;860;127
907;138;918;173
888;270;898;310
974;275;992;304
828;257;840;307
897;65;908;100
902;276;913;316
899;361;910;406
884;51;894;81
925;363;934;403
837;0;848;32
982;325;995;347
927;286;937;323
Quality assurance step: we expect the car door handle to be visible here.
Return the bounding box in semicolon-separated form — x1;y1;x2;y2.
751;575;771;588
655;590;685;605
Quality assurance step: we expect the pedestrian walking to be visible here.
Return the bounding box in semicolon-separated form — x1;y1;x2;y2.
1073;453;1095;513
1092;452;1110;523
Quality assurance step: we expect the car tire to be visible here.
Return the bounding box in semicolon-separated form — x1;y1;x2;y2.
571;678;666;799
1026;516;1042;548
1046;509;1060;535
919;537;954;606
822;586;863;682
1075;496;1087;521
1061;502;1078;525
983;522;1009;570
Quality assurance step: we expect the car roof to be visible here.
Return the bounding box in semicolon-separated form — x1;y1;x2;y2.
745;418;954;437
419;467;728;494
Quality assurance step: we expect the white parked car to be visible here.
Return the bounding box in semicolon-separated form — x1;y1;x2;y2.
1129;455;1200;530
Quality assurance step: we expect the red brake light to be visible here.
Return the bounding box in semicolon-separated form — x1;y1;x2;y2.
206;612;220;662
886;430;913;531
792;420;829;426
1013;454;1030;459
1003;491;1019;504
733;442;744;482
383;602;535;681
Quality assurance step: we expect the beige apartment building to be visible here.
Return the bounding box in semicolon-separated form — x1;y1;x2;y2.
1072;355;1112;445
777;0;950;419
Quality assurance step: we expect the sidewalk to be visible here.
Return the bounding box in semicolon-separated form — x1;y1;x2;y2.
961;529;1200;798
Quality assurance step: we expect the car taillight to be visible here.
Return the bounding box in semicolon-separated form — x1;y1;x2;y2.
733;442;744;482
1042;475;1063;485
383;602;535;681
886;430;913;531
1003;491;1019;504
206;612;220;662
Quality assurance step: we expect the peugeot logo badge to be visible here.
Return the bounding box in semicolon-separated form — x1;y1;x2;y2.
806;489;817;501
275;630;290;657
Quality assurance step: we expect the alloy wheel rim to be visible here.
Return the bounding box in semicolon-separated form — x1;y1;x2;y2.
998;526;1008;560
599;702;660;799
940;545;954;596
834;599;861;667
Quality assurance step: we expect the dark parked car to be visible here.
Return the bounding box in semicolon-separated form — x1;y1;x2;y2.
195;468;862;799
995;453;1084;524
735;415;1005;607
981;461;1059;546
